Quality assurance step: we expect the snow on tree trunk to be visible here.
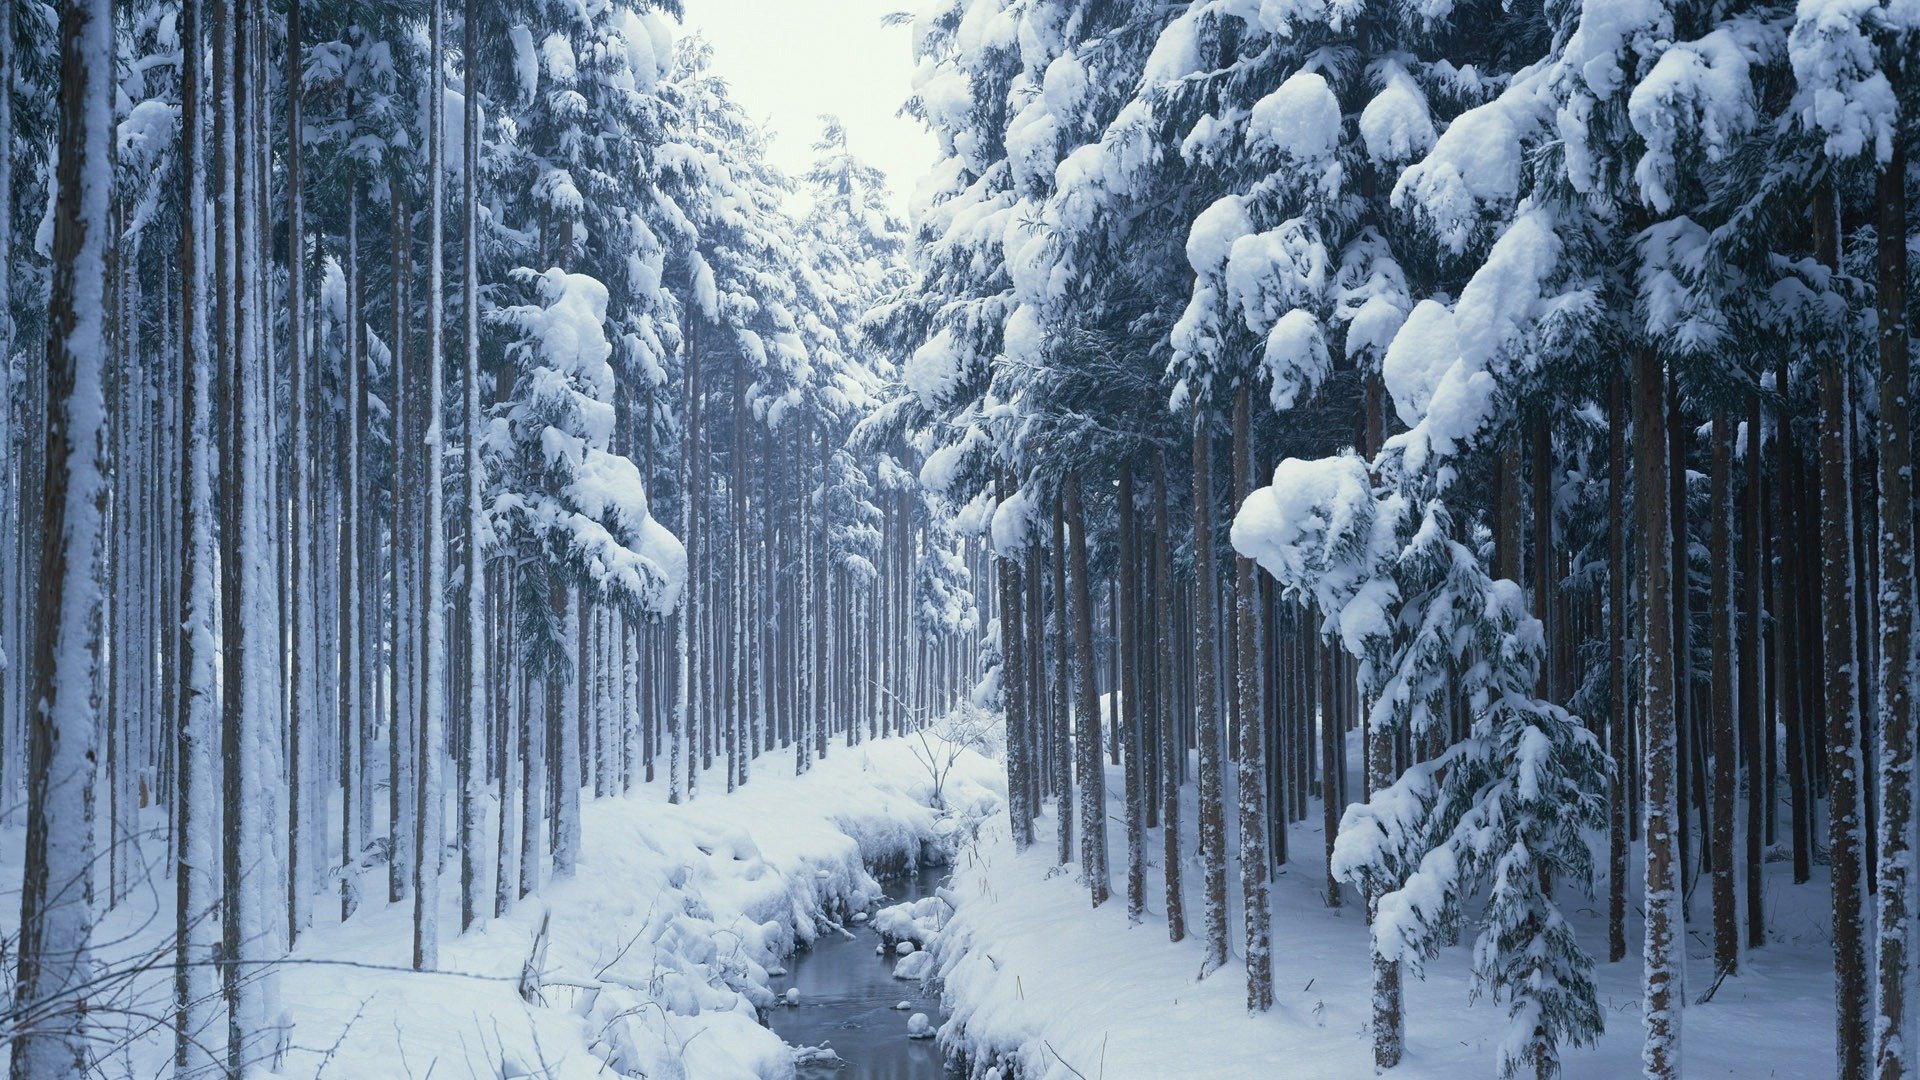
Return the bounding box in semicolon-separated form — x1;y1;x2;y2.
1633;344;1683;1080
174;1;222;1067
12;0;111;1071
1118;462;1147;923
1065;473;1107;907
1051;499;1075;870
1231;388;1273;1013
1871;122;1914;1080
1154;452;1184;944
413;0;448;970
1191;423;1228;975
1814;187;1870;1080
1606;376;1629;967
1710;409;1738;979
459;0;489;936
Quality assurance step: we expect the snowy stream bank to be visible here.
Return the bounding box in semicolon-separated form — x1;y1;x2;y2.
1;736;1003;1080
926;745;1844;1079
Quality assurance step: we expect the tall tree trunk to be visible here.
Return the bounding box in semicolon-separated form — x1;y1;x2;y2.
1607;375;1629;965
12;0;112;1071
1192;420;1228;973
340;135;363;921
999;477;1033;848
175;1;223;1066
1052;497;1074;867
1670;387;1698;908
1120;462;1147;921
1633;344;1682;1080
413;0;448;970
1815;186;1870;1080
283;0;309;950
1872;127;1913;1080
1066;474;1108;906
1742;391;1766;952
1231;387;1274;1013
1710;409;1738;977
458;0;488;936
1778;350;1812;884
1154;451;1184;943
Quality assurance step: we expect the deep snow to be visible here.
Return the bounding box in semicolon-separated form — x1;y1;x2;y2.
0;736;1003;1079
928;725;1839;1079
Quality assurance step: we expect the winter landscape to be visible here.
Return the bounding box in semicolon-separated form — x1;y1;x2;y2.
0;0;1915;1078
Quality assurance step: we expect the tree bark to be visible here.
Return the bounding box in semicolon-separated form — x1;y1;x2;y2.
1066;473;1108;906
13;0;112;1071
1814;186;1869;1080
1710;409;1738;977
1154;451;1184;943
1872;127;1913;1080
1607;375;1629;964
1633;344;1682;1080
1192;421;1228;972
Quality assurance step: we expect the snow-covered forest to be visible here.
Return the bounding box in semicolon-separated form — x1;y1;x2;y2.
0;0;1915;1077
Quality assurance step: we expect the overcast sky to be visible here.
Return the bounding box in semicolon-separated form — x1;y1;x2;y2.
678;2;934;214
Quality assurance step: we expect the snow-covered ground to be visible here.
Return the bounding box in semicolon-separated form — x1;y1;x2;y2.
1;736;1004;1080
930;726;1837;1079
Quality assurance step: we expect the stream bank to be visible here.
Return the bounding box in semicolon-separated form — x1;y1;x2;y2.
768;860;960;1078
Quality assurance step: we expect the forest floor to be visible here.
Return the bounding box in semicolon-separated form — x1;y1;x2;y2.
0;735;1005;1080
930;724;1838;1079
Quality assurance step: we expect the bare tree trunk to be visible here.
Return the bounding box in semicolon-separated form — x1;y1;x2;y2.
1154;451;1184;943
1634;344;1682;1080
1119;462;1146;921
1052;497;1074;867
1231;387;1274;1013
1066;474;1108;906
1607;375;1629;965
1872;128;1913;1080
1815;185;1870;1080
1742;391;1765;952
1710;409;1738;977
998;477;1033;848
1191;421;1228;972
1778;349;1812;885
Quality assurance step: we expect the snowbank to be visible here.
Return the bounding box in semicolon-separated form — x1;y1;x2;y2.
1;736;1003;1080
929;750;1843;1079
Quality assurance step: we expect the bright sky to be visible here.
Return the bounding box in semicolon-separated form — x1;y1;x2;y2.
678;1;935;214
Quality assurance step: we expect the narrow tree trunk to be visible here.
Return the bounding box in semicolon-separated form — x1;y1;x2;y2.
1710;409;1738;977
1154;451;1185;943
1871;129;1913;1080
1052;498;1074;867
1634;344;1682;1080
1815;186;1870;1080
1778;350;1812;885
1742;391;1766;951
999;477;1033;848
1607;375;1629;965
1119;462;1147;921
413;0;449;970
175;2;222;1065
1066;474;1108;906
1192;421;1228;972
458;0;488;936
1231;387;1274;1013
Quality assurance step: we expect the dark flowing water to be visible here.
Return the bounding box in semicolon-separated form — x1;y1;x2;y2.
767;863;959;1079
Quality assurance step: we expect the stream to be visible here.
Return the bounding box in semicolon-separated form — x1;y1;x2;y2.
767;862;960;1079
